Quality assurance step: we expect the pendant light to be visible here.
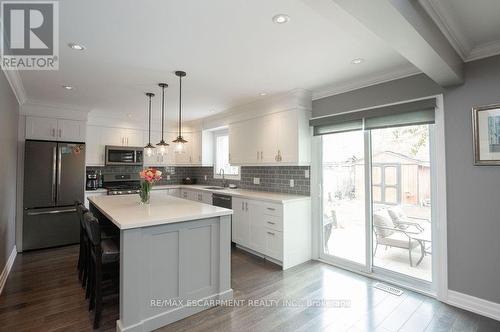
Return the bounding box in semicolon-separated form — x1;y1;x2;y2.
156;83;169;155
172;70;188;153
144;92;155;157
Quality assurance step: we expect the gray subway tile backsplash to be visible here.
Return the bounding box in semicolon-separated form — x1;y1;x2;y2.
87;165;310;196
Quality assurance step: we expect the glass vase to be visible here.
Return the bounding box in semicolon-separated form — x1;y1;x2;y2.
140;181;152;204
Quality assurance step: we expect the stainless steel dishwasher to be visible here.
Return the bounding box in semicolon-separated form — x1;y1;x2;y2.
212;193;232;209
212;193;233;244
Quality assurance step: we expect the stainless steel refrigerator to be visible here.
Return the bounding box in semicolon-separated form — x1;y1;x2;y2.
23;140;85;250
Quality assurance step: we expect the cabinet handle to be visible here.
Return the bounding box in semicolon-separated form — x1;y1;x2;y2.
267;231;275;236
267;221;276;225
51;128;56;137
257;151;260;160
58;129;62;138
260;151;263;160
126;137;129;145
241;201;244;211
229;153;231;162
267;207;276;211
245;202;248;211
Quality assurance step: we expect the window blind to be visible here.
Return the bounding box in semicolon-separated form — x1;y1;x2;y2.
310;98;436;136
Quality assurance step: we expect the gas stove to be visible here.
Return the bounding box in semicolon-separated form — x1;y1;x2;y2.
102;173;141;196
106;185;141;196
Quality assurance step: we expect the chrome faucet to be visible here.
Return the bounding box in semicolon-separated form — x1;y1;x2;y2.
220;168;228;187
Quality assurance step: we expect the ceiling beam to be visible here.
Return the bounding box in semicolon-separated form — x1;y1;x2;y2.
332;0;464;86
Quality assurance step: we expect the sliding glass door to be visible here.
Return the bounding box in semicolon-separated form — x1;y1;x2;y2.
371;125;433;282
319;122;435;287
321;131;366;267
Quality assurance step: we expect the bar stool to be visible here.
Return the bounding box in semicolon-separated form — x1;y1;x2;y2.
84;212;120;329
75;202;89;287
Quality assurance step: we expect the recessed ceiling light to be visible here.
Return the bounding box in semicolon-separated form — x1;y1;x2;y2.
68;43;85;50
62;85;73;90
259;92;267;96
351;58;365;65
272;14;290;24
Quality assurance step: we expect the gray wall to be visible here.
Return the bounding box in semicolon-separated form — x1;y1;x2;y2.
443;55;500;303
312;55;500;304
0;71;19;272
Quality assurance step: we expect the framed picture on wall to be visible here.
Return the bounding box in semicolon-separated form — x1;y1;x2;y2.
472;103;500;165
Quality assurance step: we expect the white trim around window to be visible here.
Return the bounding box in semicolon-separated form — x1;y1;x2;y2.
213;129;241;180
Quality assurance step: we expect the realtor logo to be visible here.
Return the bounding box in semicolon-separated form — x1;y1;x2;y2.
1;1;59;70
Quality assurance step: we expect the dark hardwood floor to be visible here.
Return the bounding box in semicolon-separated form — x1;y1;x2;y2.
0;245;498;332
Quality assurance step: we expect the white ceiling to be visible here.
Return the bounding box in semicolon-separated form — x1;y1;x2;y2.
19;0;417;121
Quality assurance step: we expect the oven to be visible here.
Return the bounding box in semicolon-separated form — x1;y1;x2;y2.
105;146;143;166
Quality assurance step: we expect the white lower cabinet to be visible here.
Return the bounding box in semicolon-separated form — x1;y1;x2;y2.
264;228;283;261
152;188;181;197
168;188;181;197
232;197;250;246
232;197;311;269
180;189;212;204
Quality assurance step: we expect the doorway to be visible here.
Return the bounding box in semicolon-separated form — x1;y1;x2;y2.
319;124;436;290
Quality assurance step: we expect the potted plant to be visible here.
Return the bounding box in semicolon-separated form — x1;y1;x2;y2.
139;168;162;204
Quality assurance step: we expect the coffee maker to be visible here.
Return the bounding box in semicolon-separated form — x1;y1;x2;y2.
86;170;98;190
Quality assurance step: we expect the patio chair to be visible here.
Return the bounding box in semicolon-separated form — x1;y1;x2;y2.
373;210;424;267
387;206;427;232
323;210;338;254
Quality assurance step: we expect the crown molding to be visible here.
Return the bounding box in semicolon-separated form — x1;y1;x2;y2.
312;64;421;101
21;100;91;121
466;40;500;62
419;0;500;63
2;69;27;105
418;0;470;61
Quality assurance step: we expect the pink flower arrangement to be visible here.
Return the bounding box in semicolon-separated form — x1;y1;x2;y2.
139;168;162;204
139;168;162;184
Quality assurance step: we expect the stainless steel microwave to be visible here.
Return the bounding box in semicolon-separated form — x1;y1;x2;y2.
105;146;143;165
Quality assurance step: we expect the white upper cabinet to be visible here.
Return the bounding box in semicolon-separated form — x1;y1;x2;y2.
26;117;58;140
228;109;311;166
26;116;86;142
100;127;143;147
85;125;104;166
120;128;143;147
58;119;87;142
169;131;213;167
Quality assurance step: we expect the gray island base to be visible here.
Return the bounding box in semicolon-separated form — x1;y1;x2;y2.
88;194;233;332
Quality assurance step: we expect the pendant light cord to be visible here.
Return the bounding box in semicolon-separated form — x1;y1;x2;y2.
161;85;165;140
178;75;182;137
148;94;152;144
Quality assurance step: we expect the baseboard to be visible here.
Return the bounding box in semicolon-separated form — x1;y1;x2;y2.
116;289;234;332
0;246;17;295
446;290;500;321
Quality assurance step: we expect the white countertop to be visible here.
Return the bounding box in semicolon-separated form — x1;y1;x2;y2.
152;184;310;203
88;194;233;230
85;188;107;194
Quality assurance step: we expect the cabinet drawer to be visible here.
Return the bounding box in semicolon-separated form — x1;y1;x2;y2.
262;214;282;231
261;203;282;217
264;228;283;261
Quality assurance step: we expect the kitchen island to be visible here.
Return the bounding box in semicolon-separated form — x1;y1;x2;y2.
88;194;233;332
